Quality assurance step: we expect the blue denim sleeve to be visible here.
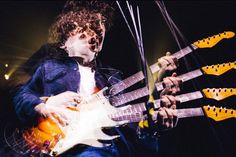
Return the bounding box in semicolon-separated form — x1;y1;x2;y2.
13;64;44;123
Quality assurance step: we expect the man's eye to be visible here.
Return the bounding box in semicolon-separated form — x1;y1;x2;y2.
101;19;106;24
88;38;96;44
79;34;86;39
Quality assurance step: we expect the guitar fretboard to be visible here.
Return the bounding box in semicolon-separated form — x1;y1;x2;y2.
109;45;197;95
153;91;203;108
110;69;203;107
110;91;203;122
109;102;204;123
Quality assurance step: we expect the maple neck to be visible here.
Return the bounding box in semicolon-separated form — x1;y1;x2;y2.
110;104;236;123
110;69;203;107
109;45;198;95
110;91;204;123
173;44;198;59
109;102;204;123
153;91;203;108
109;31;235;96
178;69;203;82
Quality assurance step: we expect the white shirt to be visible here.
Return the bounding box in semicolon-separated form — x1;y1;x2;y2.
77;63;96;97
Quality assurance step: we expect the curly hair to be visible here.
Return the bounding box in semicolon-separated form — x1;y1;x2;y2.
48;0;115;46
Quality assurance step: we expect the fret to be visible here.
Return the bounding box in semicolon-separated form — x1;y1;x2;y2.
112;107;204;122
111;104;146;122
111;86;150;106
111;68;203;107
150;62;160;74
109;82;126;96
178;69;203;82
111;102;205;123
117;112;123;121
154;99;161;108
138;103;146;111
177;108;204;118
132;105;138;113
176;91;203;103
114;90;204;111
155;82;164;91
172;45;197;59
109;71;144;95
109;45;198;96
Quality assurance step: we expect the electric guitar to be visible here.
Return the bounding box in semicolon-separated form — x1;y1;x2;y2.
6;31;235;156
109;31;235;95
7;87;236;156
110;61;236;106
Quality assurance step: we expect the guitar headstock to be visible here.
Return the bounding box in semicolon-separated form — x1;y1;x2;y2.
203;105;235;121
193;31;235;48
201;61;236;76
202;88;236;101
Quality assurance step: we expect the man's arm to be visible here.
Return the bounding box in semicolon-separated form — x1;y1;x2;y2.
13;64;45;123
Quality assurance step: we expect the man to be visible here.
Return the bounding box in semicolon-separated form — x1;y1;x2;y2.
12;1;180;156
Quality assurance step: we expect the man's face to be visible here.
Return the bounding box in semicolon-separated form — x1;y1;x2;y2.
64;14;106;64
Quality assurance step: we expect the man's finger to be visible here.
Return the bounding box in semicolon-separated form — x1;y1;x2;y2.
166;51;171;56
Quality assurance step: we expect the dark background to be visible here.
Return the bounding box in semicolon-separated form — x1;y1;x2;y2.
0;1;235;157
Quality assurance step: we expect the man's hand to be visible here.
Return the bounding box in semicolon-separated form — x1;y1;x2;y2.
157;52;178;81
158;52;178;72
152;95;179;130
34;91;82;126
161;73;182;95
160;95;178;109
155;107;177;129
45;91;82;107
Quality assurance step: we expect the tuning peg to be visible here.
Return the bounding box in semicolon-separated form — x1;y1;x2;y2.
213;106;216;111
207;105;210;110
224;108;228;113
219;107;222;112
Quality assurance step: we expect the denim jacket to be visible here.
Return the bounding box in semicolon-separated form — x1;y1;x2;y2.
13;57;122;123
13;45;159;156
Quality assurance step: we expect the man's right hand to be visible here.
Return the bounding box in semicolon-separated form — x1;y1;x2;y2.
34;91;82;126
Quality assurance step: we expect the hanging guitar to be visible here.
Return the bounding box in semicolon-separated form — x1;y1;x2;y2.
5;87;236;156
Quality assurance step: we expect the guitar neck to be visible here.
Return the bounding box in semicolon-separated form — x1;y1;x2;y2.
153;91;203;108
109;45;198;95
155;69;203;91
110;102;204;123
110;61;235;107
110;91;204;122
177;108;204;118
111;69;203;107
109;31;235;96
110;104;236;123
